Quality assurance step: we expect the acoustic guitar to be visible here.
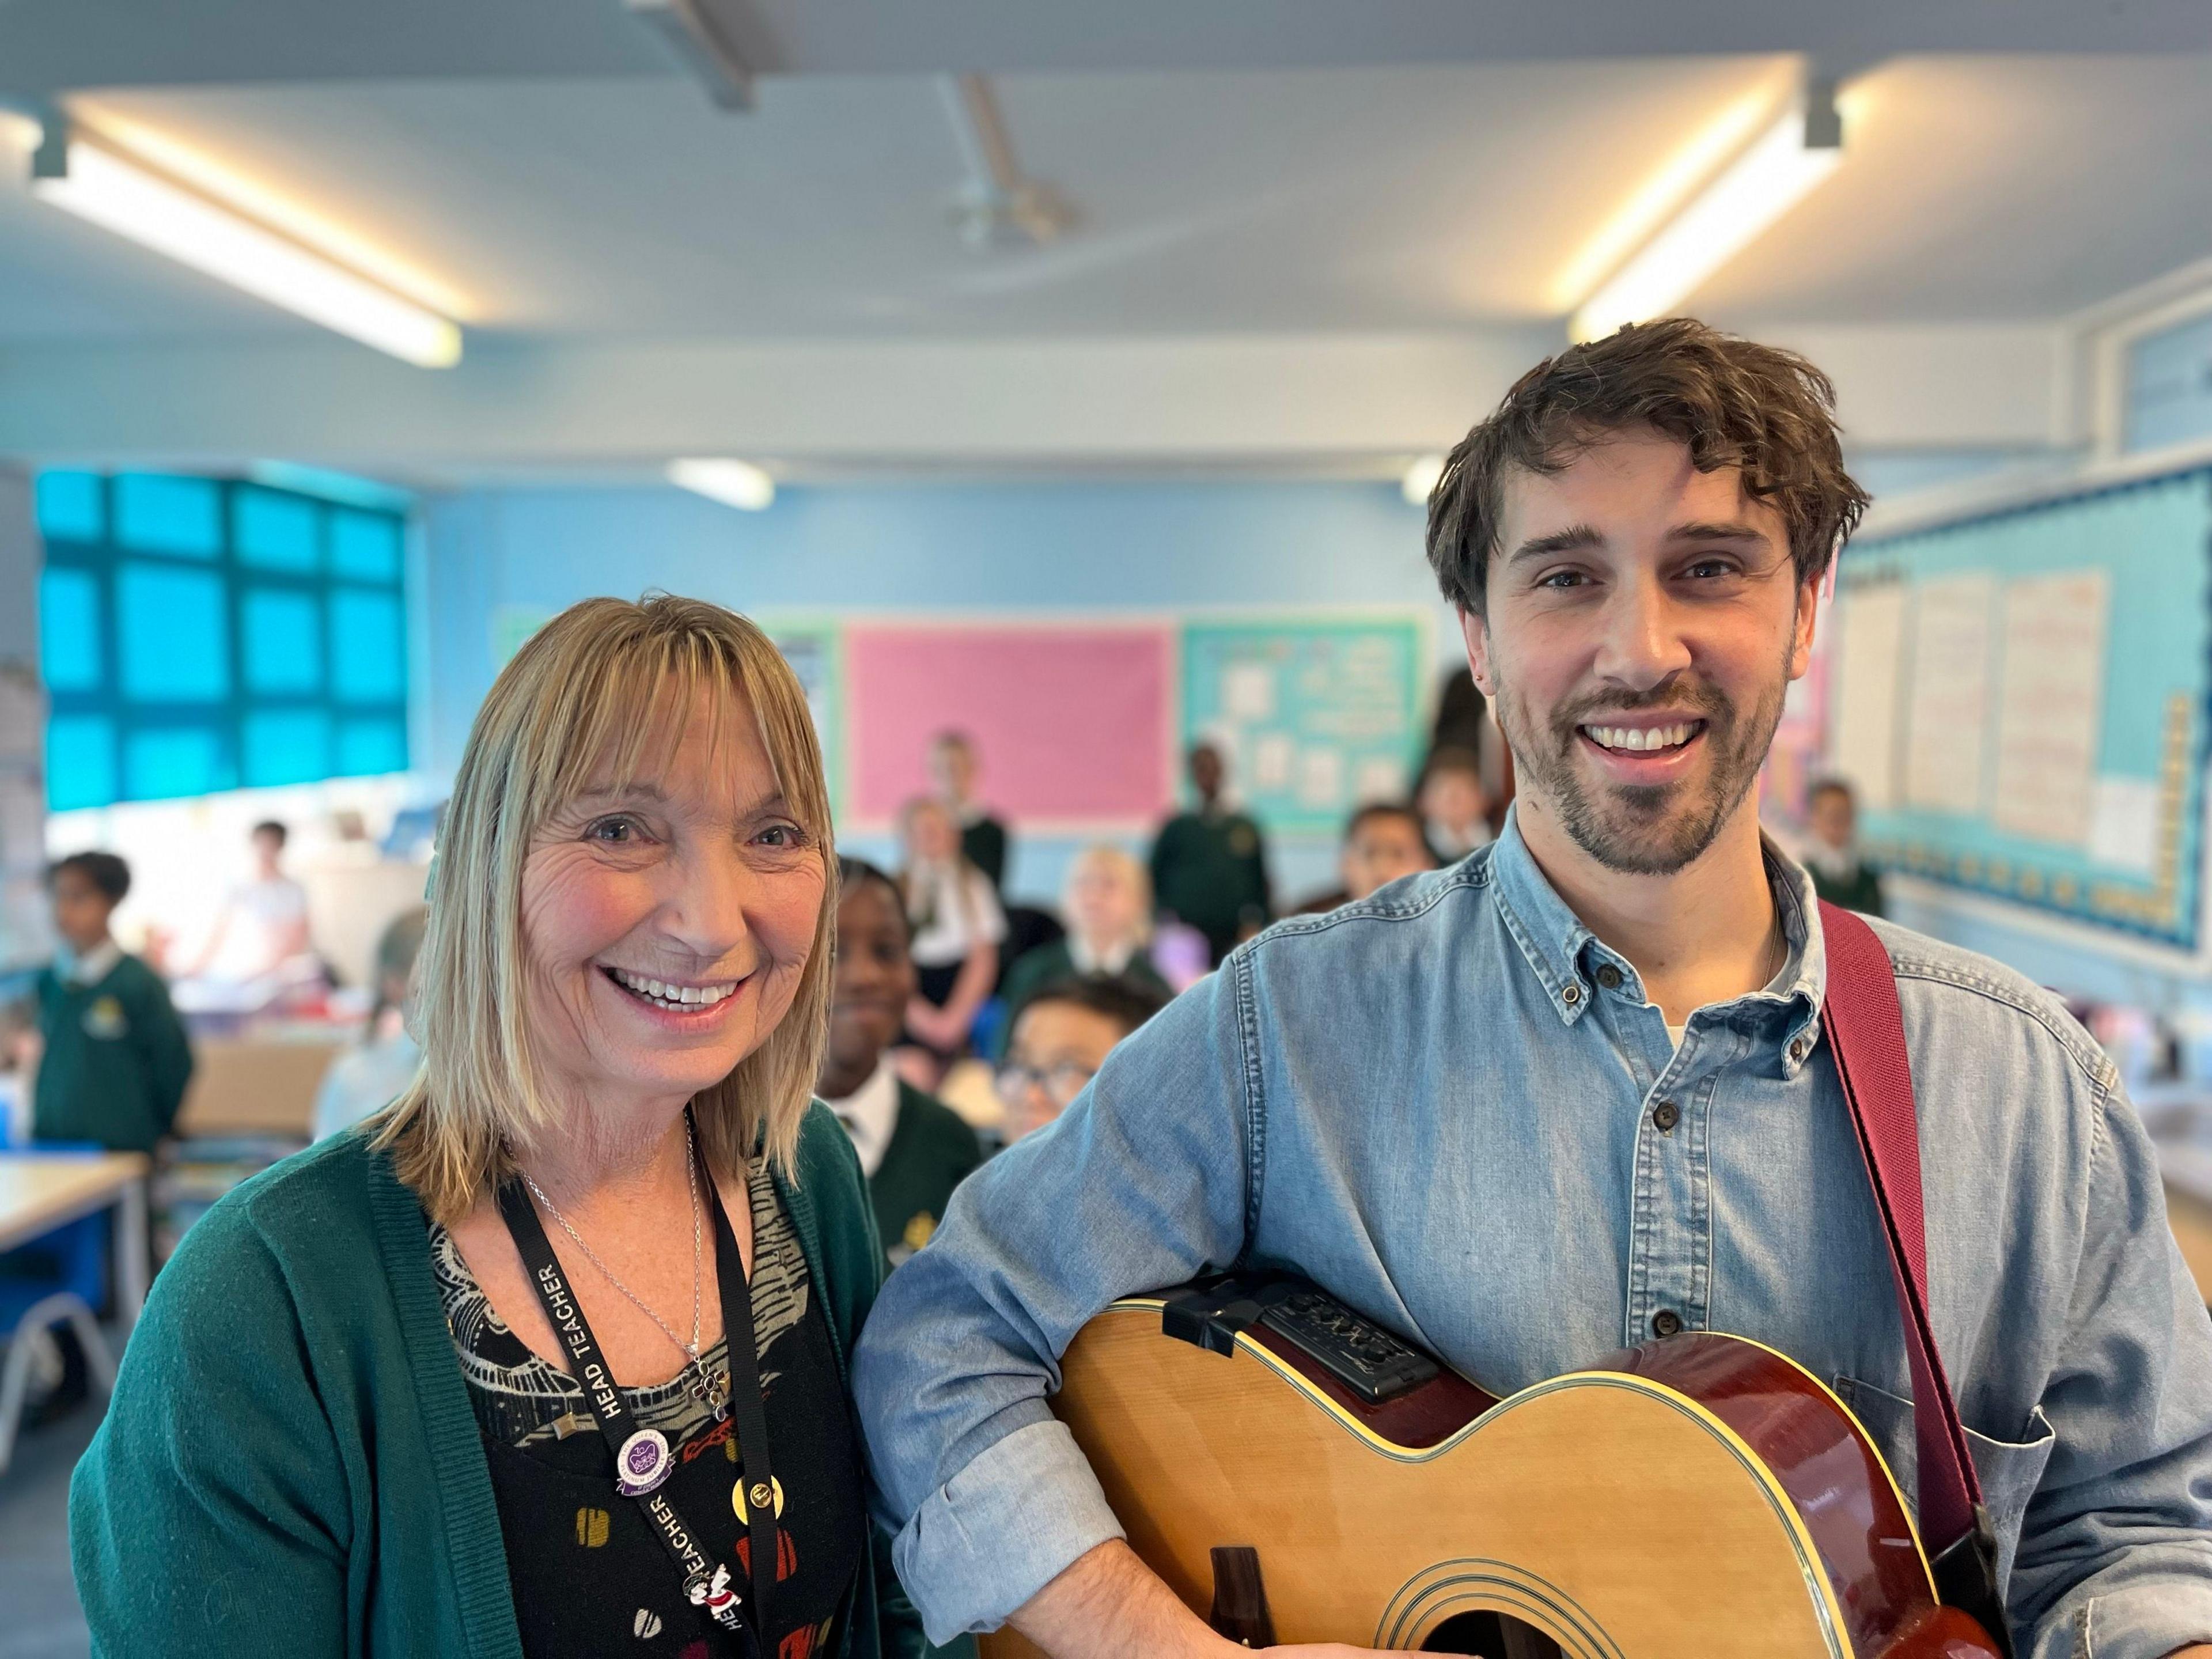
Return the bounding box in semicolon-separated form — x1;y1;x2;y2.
976;1274;2003;1659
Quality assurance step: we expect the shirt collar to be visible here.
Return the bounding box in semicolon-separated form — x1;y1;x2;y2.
1487;805;1827;1075
825;1058;902;1178
66;938;126;987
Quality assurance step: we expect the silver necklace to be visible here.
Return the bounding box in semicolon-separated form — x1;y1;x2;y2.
520;1116;730;1421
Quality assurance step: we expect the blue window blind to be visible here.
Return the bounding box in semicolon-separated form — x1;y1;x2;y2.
35;472;408;809
331;510;402;582
36;472;104;544
46;715;116;811
234;488;321;573
113;474;222;558
242;588;323;694
124;726;228;798
330;589;405;703
244;709;332;787
118;563;230;702
39;567;103;692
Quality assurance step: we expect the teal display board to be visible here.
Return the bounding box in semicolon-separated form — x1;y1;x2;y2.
755;616;846;822
1181;616;1429;835
1830;465;2212;949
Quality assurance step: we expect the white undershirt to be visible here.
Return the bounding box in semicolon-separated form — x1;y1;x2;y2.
65;938;124;986
825;1058;901;1178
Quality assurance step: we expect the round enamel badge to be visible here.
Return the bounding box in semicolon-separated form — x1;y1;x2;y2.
615;1427;673;1497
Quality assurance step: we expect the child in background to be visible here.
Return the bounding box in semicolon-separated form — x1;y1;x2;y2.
1293;801;1440;914
313;906;429;1142
1418;746;1493;861
999;843;1171;1024
897;796;1006;1071
1149;741;1272;965
821;858;985;1267
31;851;194;1153
1802;777;1887;917
1339;802;1438;901
929;730;1013;893
994;974;1170;1143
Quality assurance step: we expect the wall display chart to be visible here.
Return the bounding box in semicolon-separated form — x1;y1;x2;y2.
756;617;844;821
1828;464;2212;949
844;622;1179;831
469;607;1430;839
1182;616;1430;836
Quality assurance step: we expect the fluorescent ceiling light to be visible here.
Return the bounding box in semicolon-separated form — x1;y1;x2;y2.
669;459;777;511
1569;100;1843;344
31;134;462;368
1547;89;1778;314
75;110;474;319
1402;454;1446;507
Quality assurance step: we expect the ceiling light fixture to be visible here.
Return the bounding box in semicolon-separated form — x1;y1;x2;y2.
30;127;462;368
1567;82;1844;344
1402;454;1446;507
668;458;776;511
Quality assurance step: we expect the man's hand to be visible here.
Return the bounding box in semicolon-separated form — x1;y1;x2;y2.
2162;1647;2212;1657
1007;1540;1425;1659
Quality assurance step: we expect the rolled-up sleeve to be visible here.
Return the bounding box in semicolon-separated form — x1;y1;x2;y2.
853;963;1256;1642
2012;1078;2212;1659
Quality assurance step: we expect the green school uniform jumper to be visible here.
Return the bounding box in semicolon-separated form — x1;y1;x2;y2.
865;1083;984;1267
70;1104;933;1659
33;953;194;1152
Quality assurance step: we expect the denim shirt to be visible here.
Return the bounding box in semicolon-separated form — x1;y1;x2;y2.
854;812;2212;1658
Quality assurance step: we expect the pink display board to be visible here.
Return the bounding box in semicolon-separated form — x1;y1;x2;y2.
847;623;1176;830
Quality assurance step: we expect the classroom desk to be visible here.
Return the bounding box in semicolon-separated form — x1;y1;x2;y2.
0;1151;152;1324
0;1150;150;1475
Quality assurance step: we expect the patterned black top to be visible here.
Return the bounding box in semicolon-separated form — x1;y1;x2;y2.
431;1159;867;1658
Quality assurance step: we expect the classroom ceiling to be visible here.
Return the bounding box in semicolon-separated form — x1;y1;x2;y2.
0;1;2207;474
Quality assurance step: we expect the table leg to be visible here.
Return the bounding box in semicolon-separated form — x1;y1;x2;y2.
116;1177;150;1332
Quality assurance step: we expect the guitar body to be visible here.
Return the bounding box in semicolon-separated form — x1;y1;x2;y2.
979;1279;2001;1658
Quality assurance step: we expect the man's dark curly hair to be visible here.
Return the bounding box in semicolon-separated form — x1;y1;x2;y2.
1424;318;1870;616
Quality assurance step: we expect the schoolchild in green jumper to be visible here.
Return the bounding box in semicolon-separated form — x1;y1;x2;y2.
32;851;193;1153
819;859;983;1269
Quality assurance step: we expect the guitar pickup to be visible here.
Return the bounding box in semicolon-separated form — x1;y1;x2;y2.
1257;1290;1441;1404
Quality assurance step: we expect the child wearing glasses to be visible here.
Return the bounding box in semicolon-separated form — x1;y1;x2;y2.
994;974;1169;1144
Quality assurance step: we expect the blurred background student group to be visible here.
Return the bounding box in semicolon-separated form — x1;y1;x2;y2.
7;3;2212;1652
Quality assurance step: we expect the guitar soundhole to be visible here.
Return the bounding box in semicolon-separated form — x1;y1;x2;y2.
1422;1611;1565;1658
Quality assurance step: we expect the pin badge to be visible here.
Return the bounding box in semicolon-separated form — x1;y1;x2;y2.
615;1427;673;1497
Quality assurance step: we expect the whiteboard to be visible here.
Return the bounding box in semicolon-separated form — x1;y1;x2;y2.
1835;464;2212;949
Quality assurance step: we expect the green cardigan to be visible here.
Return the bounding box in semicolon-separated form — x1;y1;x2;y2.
70;1104;935;1659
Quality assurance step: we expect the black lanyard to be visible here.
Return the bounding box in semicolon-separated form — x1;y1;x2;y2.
496;1142;779;1647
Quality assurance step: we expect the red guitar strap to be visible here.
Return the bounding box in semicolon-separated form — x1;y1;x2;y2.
1817;901;2012;1647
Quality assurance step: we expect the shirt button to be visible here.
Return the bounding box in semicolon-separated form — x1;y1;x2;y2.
1651;1100;1680;1134
1561;983;1582;1006
1595;964;1622;990
1652;1309;1683;1338
1789;1037;1809;1064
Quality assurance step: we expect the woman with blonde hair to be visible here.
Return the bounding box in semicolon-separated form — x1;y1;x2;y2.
998;843;1170;1024
73;596;929;1658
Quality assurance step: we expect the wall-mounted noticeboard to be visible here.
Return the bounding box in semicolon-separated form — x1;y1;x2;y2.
1829;464;2212;950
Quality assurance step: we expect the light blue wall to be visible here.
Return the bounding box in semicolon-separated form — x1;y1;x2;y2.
420;469;2207;1017
422;480;1456;904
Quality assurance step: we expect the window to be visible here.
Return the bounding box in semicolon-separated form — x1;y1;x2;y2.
2124;309;2212;455
36;472;410;809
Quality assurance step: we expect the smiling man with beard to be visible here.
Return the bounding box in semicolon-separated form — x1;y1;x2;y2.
853;321;2212;1659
